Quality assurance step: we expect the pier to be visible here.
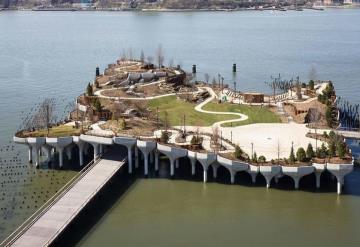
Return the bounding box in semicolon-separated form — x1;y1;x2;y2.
2;152;126;247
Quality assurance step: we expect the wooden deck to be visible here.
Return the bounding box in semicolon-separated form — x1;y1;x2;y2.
9;157;125;247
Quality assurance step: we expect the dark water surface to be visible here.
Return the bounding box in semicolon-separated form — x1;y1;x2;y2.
0;9;360;245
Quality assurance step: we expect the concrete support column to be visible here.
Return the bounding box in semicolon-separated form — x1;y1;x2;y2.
35;148;41;167
93;143;99;160
230;170;235;184
250;173;257;184
58;148;64;168
265;178;271;189
170;159;175;177
294;177;300;189
212;165;218;179
28;146;33;163
127;147;133;174
99;144;103;155
79;146;84;167
154;152;159;171
66;146;72;160
203;168;208;183
275;176;279;184
135;146;139;168
191;160;196;176
315;172;321;189
175;159;179;169
336;177;344;195
45;146;52;162
144;152;149;176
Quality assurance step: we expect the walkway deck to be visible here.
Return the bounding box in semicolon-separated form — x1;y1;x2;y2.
337;130;360;139
9;157;125;247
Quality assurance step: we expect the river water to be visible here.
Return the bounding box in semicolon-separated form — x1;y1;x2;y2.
0;9;360;245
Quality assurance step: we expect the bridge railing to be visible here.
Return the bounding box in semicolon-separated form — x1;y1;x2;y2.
337;127;360;132
0;157;102;247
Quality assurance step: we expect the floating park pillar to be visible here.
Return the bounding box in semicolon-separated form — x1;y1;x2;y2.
46;137;73;168
13;136;32;163
259;165;282;188
217;155;249;184
96;66;100;77
137;140;157;176
282;166;315;189
313;163;326;189
154;150;160;171
197;152;217;183
327;162;354;194
157;144;188;177
80;134;113;160
27;137;46;167
187;151;197;176
73;136;86;167
232;63;236;73
192;65;196;73
113;137;137;174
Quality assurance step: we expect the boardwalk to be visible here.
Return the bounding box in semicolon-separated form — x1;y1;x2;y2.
8;156;125;247
337;130;360;139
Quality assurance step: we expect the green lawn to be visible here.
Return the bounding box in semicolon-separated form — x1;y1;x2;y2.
148;96;236;126
203;102;282;127
21;125;82;137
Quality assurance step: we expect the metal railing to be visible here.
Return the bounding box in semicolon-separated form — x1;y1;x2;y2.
0;157;102;247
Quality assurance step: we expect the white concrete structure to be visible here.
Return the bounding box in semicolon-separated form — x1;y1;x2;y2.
327;160;354;194
46;137;73;168
27;137;46;167
73;136;86;166
196;152;217;183
80;134;113;160
259;165;282;188
248;164;260;183
137;140;157;176
187;151;197;176
157;143;187;177
282;166;315;189
217;155;248;184
13;136;32;162
313;163;326;189
113;136;137;174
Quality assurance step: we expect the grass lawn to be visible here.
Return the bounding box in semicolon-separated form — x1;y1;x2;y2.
148;96;237;126
203;101;282;127
20;125;82;137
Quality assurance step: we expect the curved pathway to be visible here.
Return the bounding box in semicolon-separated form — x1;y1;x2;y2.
195;87;249;128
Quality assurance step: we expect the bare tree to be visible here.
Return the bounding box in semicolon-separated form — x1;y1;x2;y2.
140;49;145;63
211;126;220;153
156;44;165;68
128;47;133;60
204;73;210;84
120;48;127;61
34;98;57;134
168;57;174;68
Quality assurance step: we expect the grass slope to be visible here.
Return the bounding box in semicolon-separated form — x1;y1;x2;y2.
203;102;282;127
148;96;236;126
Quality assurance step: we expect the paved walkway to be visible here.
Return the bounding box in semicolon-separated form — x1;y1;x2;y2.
195;87;249;128
10;157;125;247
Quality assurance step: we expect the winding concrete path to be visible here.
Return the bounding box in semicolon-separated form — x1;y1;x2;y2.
195;87;249;128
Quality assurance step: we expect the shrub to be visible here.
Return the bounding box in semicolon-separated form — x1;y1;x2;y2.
234;145;243;159
289;146;296;164
271;159;275;164
316;143;328;158
325;106;334;128
328;130;336;140
328;141;336;157
337;142;347;159
160;131;170;143
296;147;307;162
190;135;202;145
258;155;266;163
309;80;315;90
306;143;314;159
323;131;328;139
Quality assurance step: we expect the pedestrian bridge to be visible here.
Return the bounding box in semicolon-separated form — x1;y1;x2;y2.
2;154;125;247
336;130;360;139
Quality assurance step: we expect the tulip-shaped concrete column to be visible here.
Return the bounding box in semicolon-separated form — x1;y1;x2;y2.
113;137;137;174
187;151;197;176
157;143;187;177
197;152;217;183
73;136;86;166
154;150;160;171
312;163;326;189
217;155;249;184
43;145;53;163
282;166;315;189
13;136;32;163
137;140;157;176
27;137;46;167
46;137;73;168
248;164;259;184
80;134;113;160
327;161;354;194
259;165;282;188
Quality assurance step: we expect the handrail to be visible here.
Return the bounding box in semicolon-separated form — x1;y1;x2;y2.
0;157;102;247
